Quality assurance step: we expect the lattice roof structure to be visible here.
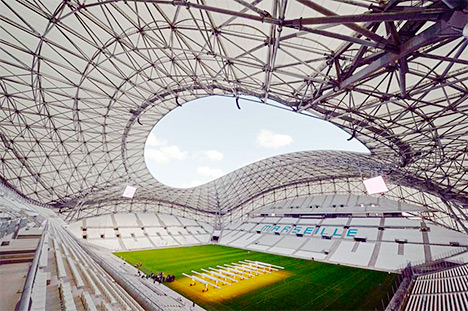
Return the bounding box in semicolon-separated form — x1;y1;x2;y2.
1;1;467;230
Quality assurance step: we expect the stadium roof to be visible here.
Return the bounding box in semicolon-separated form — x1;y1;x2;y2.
1;1;467;228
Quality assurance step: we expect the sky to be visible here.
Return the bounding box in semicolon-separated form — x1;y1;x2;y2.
144;95;369;188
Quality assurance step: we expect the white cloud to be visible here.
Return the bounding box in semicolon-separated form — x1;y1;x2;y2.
160;145;187;160
146;133;166;147
145;133;188;163
145;145;188;163
145;149;169;163
196;166;224;178
202;150;224;161
256;129;293;148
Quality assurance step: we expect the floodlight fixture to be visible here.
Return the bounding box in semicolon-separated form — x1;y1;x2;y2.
123;185;137;198
363;176;389;195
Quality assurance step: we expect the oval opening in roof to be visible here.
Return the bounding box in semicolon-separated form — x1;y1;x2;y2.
144;95;369;188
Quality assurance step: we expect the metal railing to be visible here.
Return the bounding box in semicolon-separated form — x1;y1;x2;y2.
16;221;48;311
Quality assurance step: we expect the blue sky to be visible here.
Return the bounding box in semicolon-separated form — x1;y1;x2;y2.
144;95;369;188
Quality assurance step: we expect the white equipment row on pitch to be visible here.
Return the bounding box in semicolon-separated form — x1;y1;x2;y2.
183;260;284;292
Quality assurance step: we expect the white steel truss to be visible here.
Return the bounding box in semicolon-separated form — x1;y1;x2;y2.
0;0;467;229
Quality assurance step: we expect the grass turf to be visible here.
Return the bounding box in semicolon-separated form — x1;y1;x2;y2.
115;245;397;311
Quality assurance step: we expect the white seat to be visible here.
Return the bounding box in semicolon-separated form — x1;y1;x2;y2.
31;271;47;311
81;291;98;311
66;256;85;288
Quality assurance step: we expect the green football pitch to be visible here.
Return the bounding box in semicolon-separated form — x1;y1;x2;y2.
115;245;397;311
